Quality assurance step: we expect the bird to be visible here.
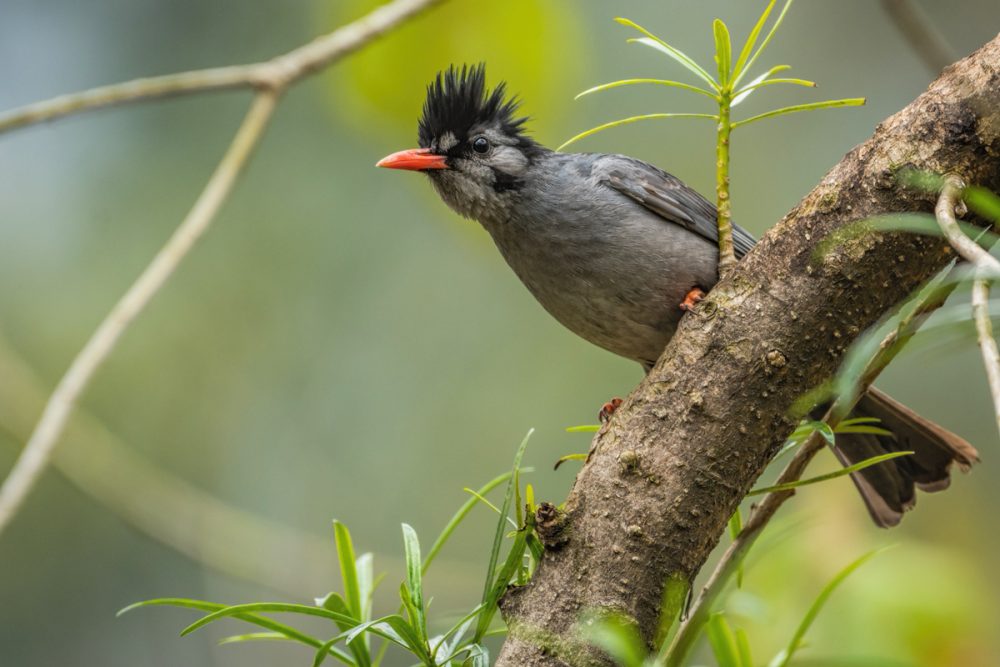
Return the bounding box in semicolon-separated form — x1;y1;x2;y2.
376;64;978;527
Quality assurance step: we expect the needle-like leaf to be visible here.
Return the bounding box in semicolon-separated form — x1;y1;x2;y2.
559;113;718;150
713;19;733;88
733;0;777;79
731;65;792;106
616;17;720;90
179;602;356;637
706;613;744;667
565;424;600;432
769;549;887;667
732;98;865;129
733;0;796;87
747;451;914;496
575;78;717;100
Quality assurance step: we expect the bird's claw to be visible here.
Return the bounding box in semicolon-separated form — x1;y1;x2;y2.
598;397;623;423
679;287;706;312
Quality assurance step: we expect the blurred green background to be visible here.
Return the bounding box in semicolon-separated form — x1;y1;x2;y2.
1;1;998;665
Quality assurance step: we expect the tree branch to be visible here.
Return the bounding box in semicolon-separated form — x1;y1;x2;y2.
496;33;1000;667
0;0;447;538
0;0;443;134
666;255;959;664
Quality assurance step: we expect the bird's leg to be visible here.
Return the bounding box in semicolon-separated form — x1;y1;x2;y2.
598;397;623;423
679;287;706;312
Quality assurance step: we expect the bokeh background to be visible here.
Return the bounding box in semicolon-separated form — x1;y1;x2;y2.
1;1;999;665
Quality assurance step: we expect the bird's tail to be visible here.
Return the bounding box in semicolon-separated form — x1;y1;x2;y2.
833;387;979;527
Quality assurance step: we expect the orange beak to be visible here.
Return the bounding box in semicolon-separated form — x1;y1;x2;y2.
376;148;448;171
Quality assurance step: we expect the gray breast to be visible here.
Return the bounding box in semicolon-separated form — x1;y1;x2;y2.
482;158;720;367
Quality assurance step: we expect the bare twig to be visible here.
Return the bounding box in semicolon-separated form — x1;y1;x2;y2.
971;278;1000;435
934;174;1000;438
881;0;957;74
0;0;447;538
0;91;278;534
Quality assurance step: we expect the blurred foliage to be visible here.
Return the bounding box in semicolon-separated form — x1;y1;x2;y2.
325;0;583;144
0;1;999;666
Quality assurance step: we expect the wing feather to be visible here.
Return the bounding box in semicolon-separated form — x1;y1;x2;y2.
596;155;756;258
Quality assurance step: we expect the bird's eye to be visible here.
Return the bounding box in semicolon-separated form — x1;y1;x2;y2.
472;136;490;154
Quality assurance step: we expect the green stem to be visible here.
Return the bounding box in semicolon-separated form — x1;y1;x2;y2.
716;93;736;274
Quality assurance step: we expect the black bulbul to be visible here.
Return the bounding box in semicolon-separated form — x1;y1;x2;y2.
377;64;978;527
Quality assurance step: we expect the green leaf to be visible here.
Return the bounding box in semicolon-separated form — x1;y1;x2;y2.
706;613;744;667
732;76;815;106
423;471;515;575
553;452;587;470
728;509;745;588
463;487;517;527
480;429;532;607
118;598;347;662
583;614;648;667
218;632;289;645
616;17;720;90
334;521;362;621
833;425;894;437
457;643;490;667
434;604;485;660
319;592;371;667
769;549;886;667
179;602;357;638
965;186;1000;222
559;113;717;150
713;19;733;88
565;424;600;433
732;98;866;129
733;0;796;87
342;614;433;663
747;451;914;496
575;78;717;101
731;64;792;105
475;525;530;642
653;572;691;660
732;0;777;80
401;523;427;642
355;553;375;623
736;627;754;667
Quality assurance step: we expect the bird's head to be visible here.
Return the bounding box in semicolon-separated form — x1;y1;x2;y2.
377;64;544;221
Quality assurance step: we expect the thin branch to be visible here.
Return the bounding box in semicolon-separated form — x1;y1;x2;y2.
0;91;278;534
0;329;484;596
0;66;255;133
0;0;447;538
0;0;443;134
881;0;957;74
971;278;1000;437
934;174;1000;438
935;175;999;269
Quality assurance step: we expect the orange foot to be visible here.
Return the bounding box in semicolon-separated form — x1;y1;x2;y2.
679;287;706;312
599;397;623;423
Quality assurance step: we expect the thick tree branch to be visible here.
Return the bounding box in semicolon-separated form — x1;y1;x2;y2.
666;257;958;664
496;33;1000;667
0;0;446;538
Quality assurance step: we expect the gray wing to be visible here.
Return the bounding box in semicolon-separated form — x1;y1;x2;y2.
594;154;756;258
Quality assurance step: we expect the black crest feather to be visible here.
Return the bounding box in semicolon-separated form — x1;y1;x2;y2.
418;64;531;149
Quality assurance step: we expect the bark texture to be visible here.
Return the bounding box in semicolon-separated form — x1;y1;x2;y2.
495;34;1000;667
